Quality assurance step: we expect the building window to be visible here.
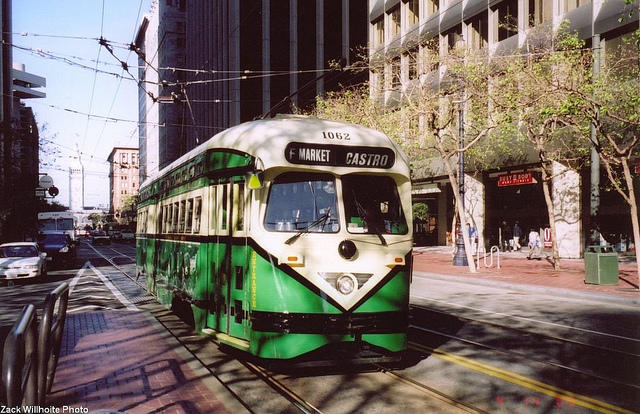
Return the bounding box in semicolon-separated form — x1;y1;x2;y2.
388;5;401;39
425;0;439;17
373;17;385;48
390;56;402;88
420;39;439;74
563;0;587;14
406;0;419;26
494;0;518;42
528;0;552;27
468;12;489;50
405;47;419;81
443;26;463;51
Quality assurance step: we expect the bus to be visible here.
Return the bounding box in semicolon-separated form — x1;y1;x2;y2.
37;211;76;241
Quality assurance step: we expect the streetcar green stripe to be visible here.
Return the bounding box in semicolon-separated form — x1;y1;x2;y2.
412;343;634;414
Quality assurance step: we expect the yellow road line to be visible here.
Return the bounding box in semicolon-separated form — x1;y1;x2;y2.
412;343;634;414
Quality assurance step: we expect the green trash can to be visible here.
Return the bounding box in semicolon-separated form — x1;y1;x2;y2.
584;245;619;285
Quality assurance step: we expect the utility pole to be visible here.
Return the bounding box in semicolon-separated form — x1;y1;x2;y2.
590;34;601;245
1;0;14;230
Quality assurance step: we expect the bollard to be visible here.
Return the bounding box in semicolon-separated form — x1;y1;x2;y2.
37;282;70;404
2;304;39;407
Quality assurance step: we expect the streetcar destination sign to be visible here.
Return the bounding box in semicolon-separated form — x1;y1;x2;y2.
285;142;395;169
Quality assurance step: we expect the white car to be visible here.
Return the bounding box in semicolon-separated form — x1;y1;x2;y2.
0;242;48;281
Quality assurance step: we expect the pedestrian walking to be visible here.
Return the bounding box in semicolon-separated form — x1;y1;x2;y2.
467;223;477;254
501;221;512;252
513;221;522;251
527;228;541;259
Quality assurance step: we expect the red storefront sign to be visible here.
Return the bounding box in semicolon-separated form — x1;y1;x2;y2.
498;172;536;187
543;227;553;248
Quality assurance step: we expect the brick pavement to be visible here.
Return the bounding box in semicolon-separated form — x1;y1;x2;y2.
47;310;246;414
413;246;639;303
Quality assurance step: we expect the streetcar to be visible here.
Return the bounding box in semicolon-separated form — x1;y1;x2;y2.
136;115;413;364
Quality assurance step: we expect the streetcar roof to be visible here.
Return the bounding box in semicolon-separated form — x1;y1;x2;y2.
143;115;410;186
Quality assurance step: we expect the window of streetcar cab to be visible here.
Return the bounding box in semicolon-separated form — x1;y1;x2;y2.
342;175;408;235
265;173;339;233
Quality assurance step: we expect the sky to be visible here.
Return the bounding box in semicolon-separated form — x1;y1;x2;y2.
13;0;152;209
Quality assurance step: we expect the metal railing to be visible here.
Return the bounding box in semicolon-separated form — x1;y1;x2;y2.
38;282;70;405
2;304;39;407
2;282;70;407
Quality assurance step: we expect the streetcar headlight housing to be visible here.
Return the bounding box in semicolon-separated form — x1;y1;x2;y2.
336;273;357;295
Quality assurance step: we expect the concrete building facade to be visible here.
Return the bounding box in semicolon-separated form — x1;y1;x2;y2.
136;0;368;183
368;0;639;257
1;0;46;241
107;147;140;226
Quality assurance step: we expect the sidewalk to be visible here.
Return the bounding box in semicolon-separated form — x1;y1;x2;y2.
412;246;640;305
46;310;247;414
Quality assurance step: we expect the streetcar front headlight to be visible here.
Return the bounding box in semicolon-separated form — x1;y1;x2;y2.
336;273;357;295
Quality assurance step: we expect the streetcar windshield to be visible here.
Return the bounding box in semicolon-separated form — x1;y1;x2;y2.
342;175;408;235
265;173;339;233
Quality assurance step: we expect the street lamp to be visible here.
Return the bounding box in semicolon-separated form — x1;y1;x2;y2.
453;99;467;266
453;35;467;267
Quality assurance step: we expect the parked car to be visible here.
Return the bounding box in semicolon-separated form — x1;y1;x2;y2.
37;233;76;267
92;230;111;245
0;242;48;281
120;229;135;243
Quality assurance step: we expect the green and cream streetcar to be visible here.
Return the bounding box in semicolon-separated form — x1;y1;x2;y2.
136;115;412;364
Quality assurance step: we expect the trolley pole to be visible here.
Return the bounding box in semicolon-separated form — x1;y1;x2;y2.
453;100;467;267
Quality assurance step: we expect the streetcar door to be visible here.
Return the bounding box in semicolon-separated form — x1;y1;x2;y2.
207;184;230;333
206;181;249;341
228;181;249;341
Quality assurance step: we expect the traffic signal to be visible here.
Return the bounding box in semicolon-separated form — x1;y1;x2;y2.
48;186;59;197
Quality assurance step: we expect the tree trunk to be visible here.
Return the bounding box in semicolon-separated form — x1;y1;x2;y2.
443;157;477;273
621;160;640;289
540;167;562;270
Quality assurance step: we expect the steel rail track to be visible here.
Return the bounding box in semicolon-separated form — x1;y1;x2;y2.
408;322;639;391
411;304;640;358
373;364;490;414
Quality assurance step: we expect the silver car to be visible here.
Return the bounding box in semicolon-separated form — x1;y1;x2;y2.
0;242;48;280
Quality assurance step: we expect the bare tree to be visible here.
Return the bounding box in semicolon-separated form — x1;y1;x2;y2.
492;26;592;269
573;41;640;283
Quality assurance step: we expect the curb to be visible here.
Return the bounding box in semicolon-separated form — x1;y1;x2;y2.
413;271;640;307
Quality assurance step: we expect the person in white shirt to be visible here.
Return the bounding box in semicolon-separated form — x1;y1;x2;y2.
527;229;541;259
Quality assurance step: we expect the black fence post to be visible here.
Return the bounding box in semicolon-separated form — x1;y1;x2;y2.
37;281;70;404
1;304;39;407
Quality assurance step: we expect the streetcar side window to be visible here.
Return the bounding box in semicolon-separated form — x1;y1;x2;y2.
193;196;202;233
235;183;245;232
185;198;194;233
163;204;169;233
264;173;339;233
342;175;408;235
220;185;228;231
179;200;186;233
157;205;163;233
172;202;179;232
209;187;217;234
